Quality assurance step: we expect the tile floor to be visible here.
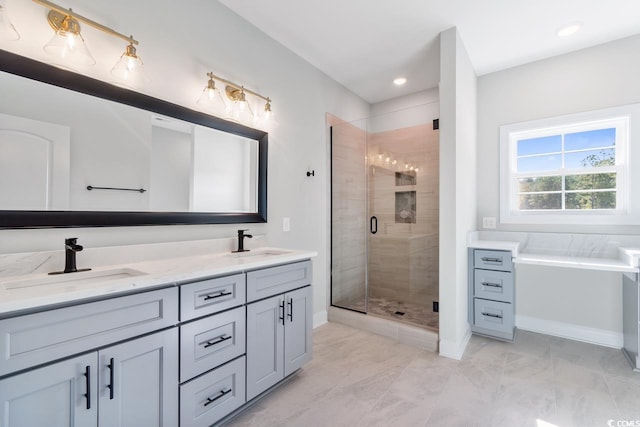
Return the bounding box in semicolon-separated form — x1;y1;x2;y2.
227;322;640;427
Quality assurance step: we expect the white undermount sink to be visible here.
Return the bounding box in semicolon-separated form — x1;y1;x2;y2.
228;249;292;258
2;268;146;291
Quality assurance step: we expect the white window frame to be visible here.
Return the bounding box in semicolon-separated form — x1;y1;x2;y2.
500;104;640;225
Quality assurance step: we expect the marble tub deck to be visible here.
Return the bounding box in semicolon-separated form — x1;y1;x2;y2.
227;322;640;427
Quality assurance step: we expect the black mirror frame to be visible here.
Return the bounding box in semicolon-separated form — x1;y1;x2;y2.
0;49;267;229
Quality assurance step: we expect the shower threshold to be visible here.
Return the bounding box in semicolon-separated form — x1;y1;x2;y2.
327;306;438;352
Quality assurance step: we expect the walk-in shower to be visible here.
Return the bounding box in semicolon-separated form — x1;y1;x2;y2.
330;102;440;332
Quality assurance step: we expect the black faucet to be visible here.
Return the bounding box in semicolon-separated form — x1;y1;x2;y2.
49;238;92;275
233;229;253;253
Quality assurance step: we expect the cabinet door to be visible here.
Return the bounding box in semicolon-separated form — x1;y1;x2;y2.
0;353;98;427
98;328;178;427
284;286;313;376
246;295;284;401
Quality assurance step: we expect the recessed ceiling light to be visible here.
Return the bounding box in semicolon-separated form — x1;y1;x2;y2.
393;77;407;86
556;21;583;37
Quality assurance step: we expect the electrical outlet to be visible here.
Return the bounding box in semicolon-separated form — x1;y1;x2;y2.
482;217;497;229
432;301;439;313
283;217;290;232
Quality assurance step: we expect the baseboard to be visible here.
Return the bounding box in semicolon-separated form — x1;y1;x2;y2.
439;326;471;360
313;310;328;329
516;315;623;348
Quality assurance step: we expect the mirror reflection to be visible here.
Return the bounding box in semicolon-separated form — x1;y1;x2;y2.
0;70;259;213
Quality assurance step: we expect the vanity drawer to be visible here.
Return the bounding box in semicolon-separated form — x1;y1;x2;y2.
246;260;312;302
473;298;514;335
474;249;513;272
180;356;246;427
180;273;246;321
180;306;246;382
474;270;514;303
0;287;178;377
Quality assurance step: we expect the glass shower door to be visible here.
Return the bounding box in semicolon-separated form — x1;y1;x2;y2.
366;115;440;330
330;103;440;331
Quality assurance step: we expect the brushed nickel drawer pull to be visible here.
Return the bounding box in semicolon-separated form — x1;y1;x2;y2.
481;282;503;288
481;257;502;263
203;291;232;301
202;335;232;348
204;388;232;407
482;312;503;319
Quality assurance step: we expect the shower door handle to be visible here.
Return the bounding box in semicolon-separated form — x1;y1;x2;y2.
370;216;378;234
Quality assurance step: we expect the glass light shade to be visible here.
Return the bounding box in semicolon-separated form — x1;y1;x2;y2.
226;96;254;124
197;80;227;116
255;101;279;129
0;5;19;41
111;44;149;86
43;17;95;67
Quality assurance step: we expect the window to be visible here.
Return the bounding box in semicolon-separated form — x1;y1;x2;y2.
500;104;640;225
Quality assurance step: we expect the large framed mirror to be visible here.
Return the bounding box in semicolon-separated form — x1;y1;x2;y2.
0;49;267;229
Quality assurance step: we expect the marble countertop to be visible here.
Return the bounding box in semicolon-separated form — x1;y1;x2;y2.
467;231;640;273
0;247;317;317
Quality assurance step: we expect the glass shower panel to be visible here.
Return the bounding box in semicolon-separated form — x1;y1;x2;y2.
330;119;368;313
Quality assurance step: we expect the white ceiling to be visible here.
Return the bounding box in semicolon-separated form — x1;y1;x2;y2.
218;0;640;104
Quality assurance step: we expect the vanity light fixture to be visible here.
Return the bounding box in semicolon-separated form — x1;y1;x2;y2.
0;3;20;41
42;9;95;66
111;40;149;85
197;73;227;115
199;71;276;128
226;85;255;123
33;0;147;82
259;98;278;127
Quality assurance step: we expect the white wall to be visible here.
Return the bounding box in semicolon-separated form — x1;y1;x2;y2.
438;28;478;359
476;34;640;343
369;88;439;133
0;0;370;323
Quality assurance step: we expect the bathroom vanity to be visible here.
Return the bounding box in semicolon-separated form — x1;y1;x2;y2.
468;231;640;370
0;248;315;426
467;248;516;341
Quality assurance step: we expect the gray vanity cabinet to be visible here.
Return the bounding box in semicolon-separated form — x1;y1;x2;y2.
0;288;179;427
246;294;285;398
0;352;98;427
283;286;314;377
98;328;179;427
246;261;313;401
0;328;178;427
468;248;515;341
